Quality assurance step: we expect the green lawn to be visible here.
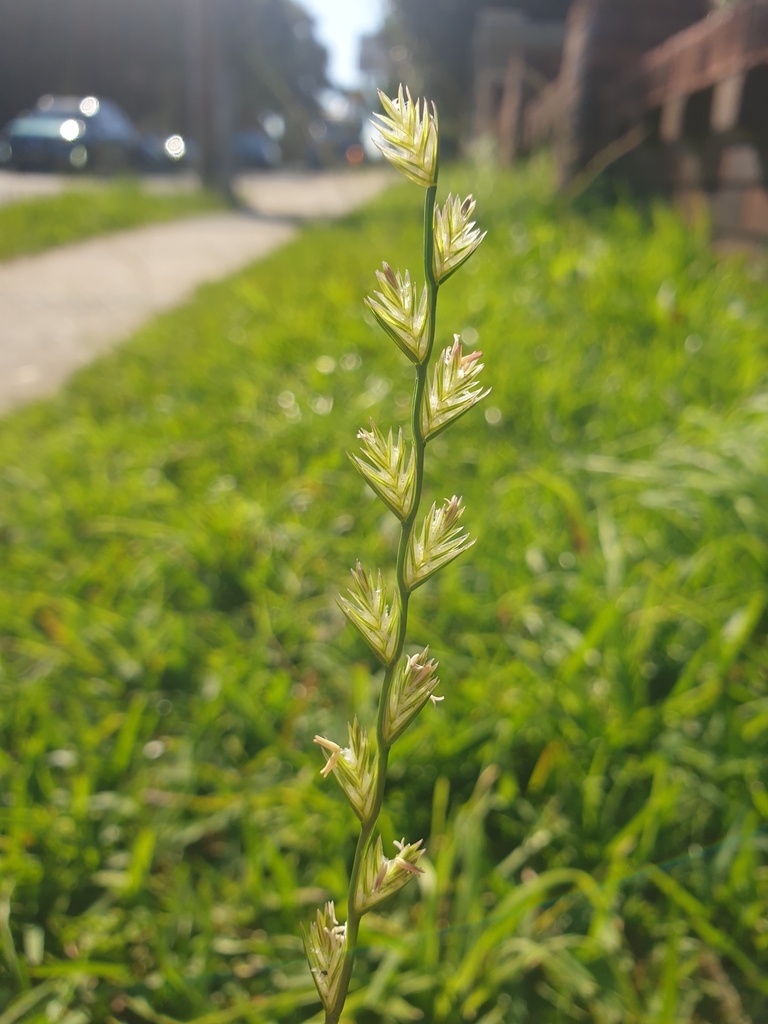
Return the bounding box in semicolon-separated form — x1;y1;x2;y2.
0;180;223;261
1;159;767;1023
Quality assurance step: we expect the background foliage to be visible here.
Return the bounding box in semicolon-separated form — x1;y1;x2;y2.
381;0;573;150
1;160;768;1022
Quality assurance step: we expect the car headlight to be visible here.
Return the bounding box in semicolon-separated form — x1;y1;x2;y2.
60;119;85;142
164;135;186;160
79;96;100;117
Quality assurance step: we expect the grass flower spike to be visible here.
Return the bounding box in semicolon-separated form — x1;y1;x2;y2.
351;420;416;519
337;561;400;663
365;263;430;363
306;87;488;1024
423;336;490;439
371;85;438;187
302;903;347;1014
355;836;425;913
434;193;486;283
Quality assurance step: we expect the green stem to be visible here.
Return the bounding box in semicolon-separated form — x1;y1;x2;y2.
324;182;439;1024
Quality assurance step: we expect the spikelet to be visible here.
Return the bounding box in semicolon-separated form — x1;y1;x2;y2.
354;836;425;914
383;647;442;744
301;902;347;1013
433;194;486;283
337;561;400;664
371;85;438;188
365;263;430;363
313;719;378;823
350;420;416;520
406;496;475;590
422;337;490;440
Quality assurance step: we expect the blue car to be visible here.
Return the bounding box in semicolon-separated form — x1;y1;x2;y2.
232;130;282;170
0;95;188;173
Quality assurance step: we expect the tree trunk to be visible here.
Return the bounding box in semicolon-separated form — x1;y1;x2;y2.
184;0;234;200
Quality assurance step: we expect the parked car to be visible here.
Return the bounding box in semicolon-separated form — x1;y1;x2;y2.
0;95;189;174
232;130;281;170
305;89;366;169
305;117;365;169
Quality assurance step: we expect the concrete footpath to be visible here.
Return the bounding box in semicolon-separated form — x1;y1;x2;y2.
0;170;392;414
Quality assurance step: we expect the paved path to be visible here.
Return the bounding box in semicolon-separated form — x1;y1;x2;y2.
0;169;203;207
235;170;391;220
0;170;392;414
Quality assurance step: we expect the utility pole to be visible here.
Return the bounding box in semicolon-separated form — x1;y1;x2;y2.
184;0;235;201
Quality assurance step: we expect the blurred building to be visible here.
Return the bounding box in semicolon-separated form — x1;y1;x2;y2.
474;0;768;245
472;9;566;165
525;0;710;180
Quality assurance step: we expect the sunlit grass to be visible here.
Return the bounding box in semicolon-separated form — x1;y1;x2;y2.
0;158;767;1022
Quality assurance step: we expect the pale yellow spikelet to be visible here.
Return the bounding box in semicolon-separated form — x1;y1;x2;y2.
406;496;475;590
302;902;347;1012
365;262;430;363
382;647;442;744
354;836;424;913
433;194;486;282
313;719;378;823
371;85;438;188
349;419;416;520
337;559;400;663
422;336;490;440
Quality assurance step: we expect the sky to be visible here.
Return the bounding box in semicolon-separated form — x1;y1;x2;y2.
298;0;385;89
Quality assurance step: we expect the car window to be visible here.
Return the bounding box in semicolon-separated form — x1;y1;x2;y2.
41;99;81;115
9;116;67;139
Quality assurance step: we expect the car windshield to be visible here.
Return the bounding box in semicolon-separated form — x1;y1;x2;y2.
39;100;81;115
9;116;69;139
